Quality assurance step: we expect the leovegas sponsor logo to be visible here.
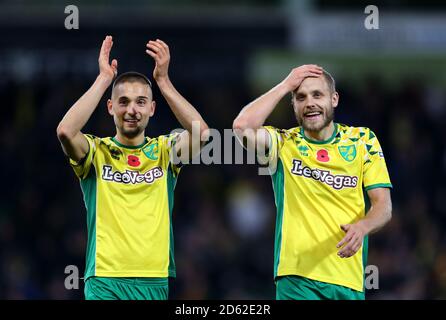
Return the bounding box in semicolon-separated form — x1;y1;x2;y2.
291;159;358;190
101;165;163;184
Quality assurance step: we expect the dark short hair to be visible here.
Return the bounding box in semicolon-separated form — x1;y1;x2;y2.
112;71;152;91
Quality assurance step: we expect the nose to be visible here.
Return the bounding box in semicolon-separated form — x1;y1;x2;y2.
305;97;316;108
126;102;137;115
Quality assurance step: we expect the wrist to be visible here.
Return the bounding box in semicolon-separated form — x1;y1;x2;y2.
357;219;371;235
96;73;114;88
276;81;294;96
155;76;171;89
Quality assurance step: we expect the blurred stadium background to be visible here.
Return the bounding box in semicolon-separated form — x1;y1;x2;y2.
1;0;446;299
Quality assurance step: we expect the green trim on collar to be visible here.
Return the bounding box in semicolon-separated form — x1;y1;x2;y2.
300;123;338;145
111;137;148;149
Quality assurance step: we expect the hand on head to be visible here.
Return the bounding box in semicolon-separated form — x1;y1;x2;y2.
282;64;323;92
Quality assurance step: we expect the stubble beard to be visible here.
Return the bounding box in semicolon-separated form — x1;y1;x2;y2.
296;105;335;133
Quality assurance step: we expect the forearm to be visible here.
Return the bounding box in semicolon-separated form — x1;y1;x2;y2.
233;82;290;130
156;77;208;136
57;75;111;138
360;201;392;235
337;193;392;258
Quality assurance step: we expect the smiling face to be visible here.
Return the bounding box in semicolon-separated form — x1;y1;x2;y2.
107;81;155;139
292;75;339;133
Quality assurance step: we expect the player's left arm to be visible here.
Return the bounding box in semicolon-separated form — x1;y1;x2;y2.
337;187;392;258
146;39;209;162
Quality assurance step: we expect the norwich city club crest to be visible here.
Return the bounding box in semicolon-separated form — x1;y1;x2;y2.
143;142;159;160
338;145;356;162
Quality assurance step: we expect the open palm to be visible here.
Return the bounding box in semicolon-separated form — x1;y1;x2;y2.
98;35;118;82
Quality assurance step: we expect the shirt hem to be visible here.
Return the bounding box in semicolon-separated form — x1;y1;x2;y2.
276;270;363;292
87;271;175;278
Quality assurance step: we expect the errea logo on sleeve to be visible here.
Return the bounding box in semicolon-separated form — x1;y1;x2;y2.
101;165;163;184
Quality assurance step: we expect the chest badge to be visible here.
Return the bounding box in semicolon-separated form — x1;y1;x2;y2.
127;155;141;167
316;149;330;162
143;142;159;160
338;145;356;162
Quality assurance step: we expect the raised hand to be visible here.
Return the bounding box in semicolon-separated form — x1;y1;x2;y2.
146;39;170;82
281;64;323;92
98;35;118;83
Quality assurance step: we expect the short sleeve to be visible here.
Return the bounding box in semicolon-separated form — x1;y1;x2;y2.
69;134;97;180
257;126;286;164
256;126;287;176
362;130;392;191
162;132;182;177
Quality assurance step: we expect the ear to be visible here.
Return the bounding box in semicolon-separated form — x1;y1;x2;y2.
332;91;339;109
291;92;298;113
149;100;156;117
107;99;114;116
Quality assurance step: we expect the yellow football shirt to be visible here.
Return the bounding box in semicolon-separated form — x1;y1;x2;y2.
69;133;181;280
262;123;392;292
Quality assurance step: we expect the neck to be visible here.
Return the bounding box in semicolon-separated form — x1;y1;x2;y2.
304;122;335;142
114;131;146;147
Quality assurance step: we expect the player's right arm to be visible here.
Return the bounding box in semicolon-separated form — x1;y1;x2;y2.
232;65;323;154
56;35;118;162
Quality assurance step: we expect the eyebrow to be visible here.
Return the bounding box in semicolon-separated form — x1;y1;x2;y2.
118;95;149;100
296;89;323;96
